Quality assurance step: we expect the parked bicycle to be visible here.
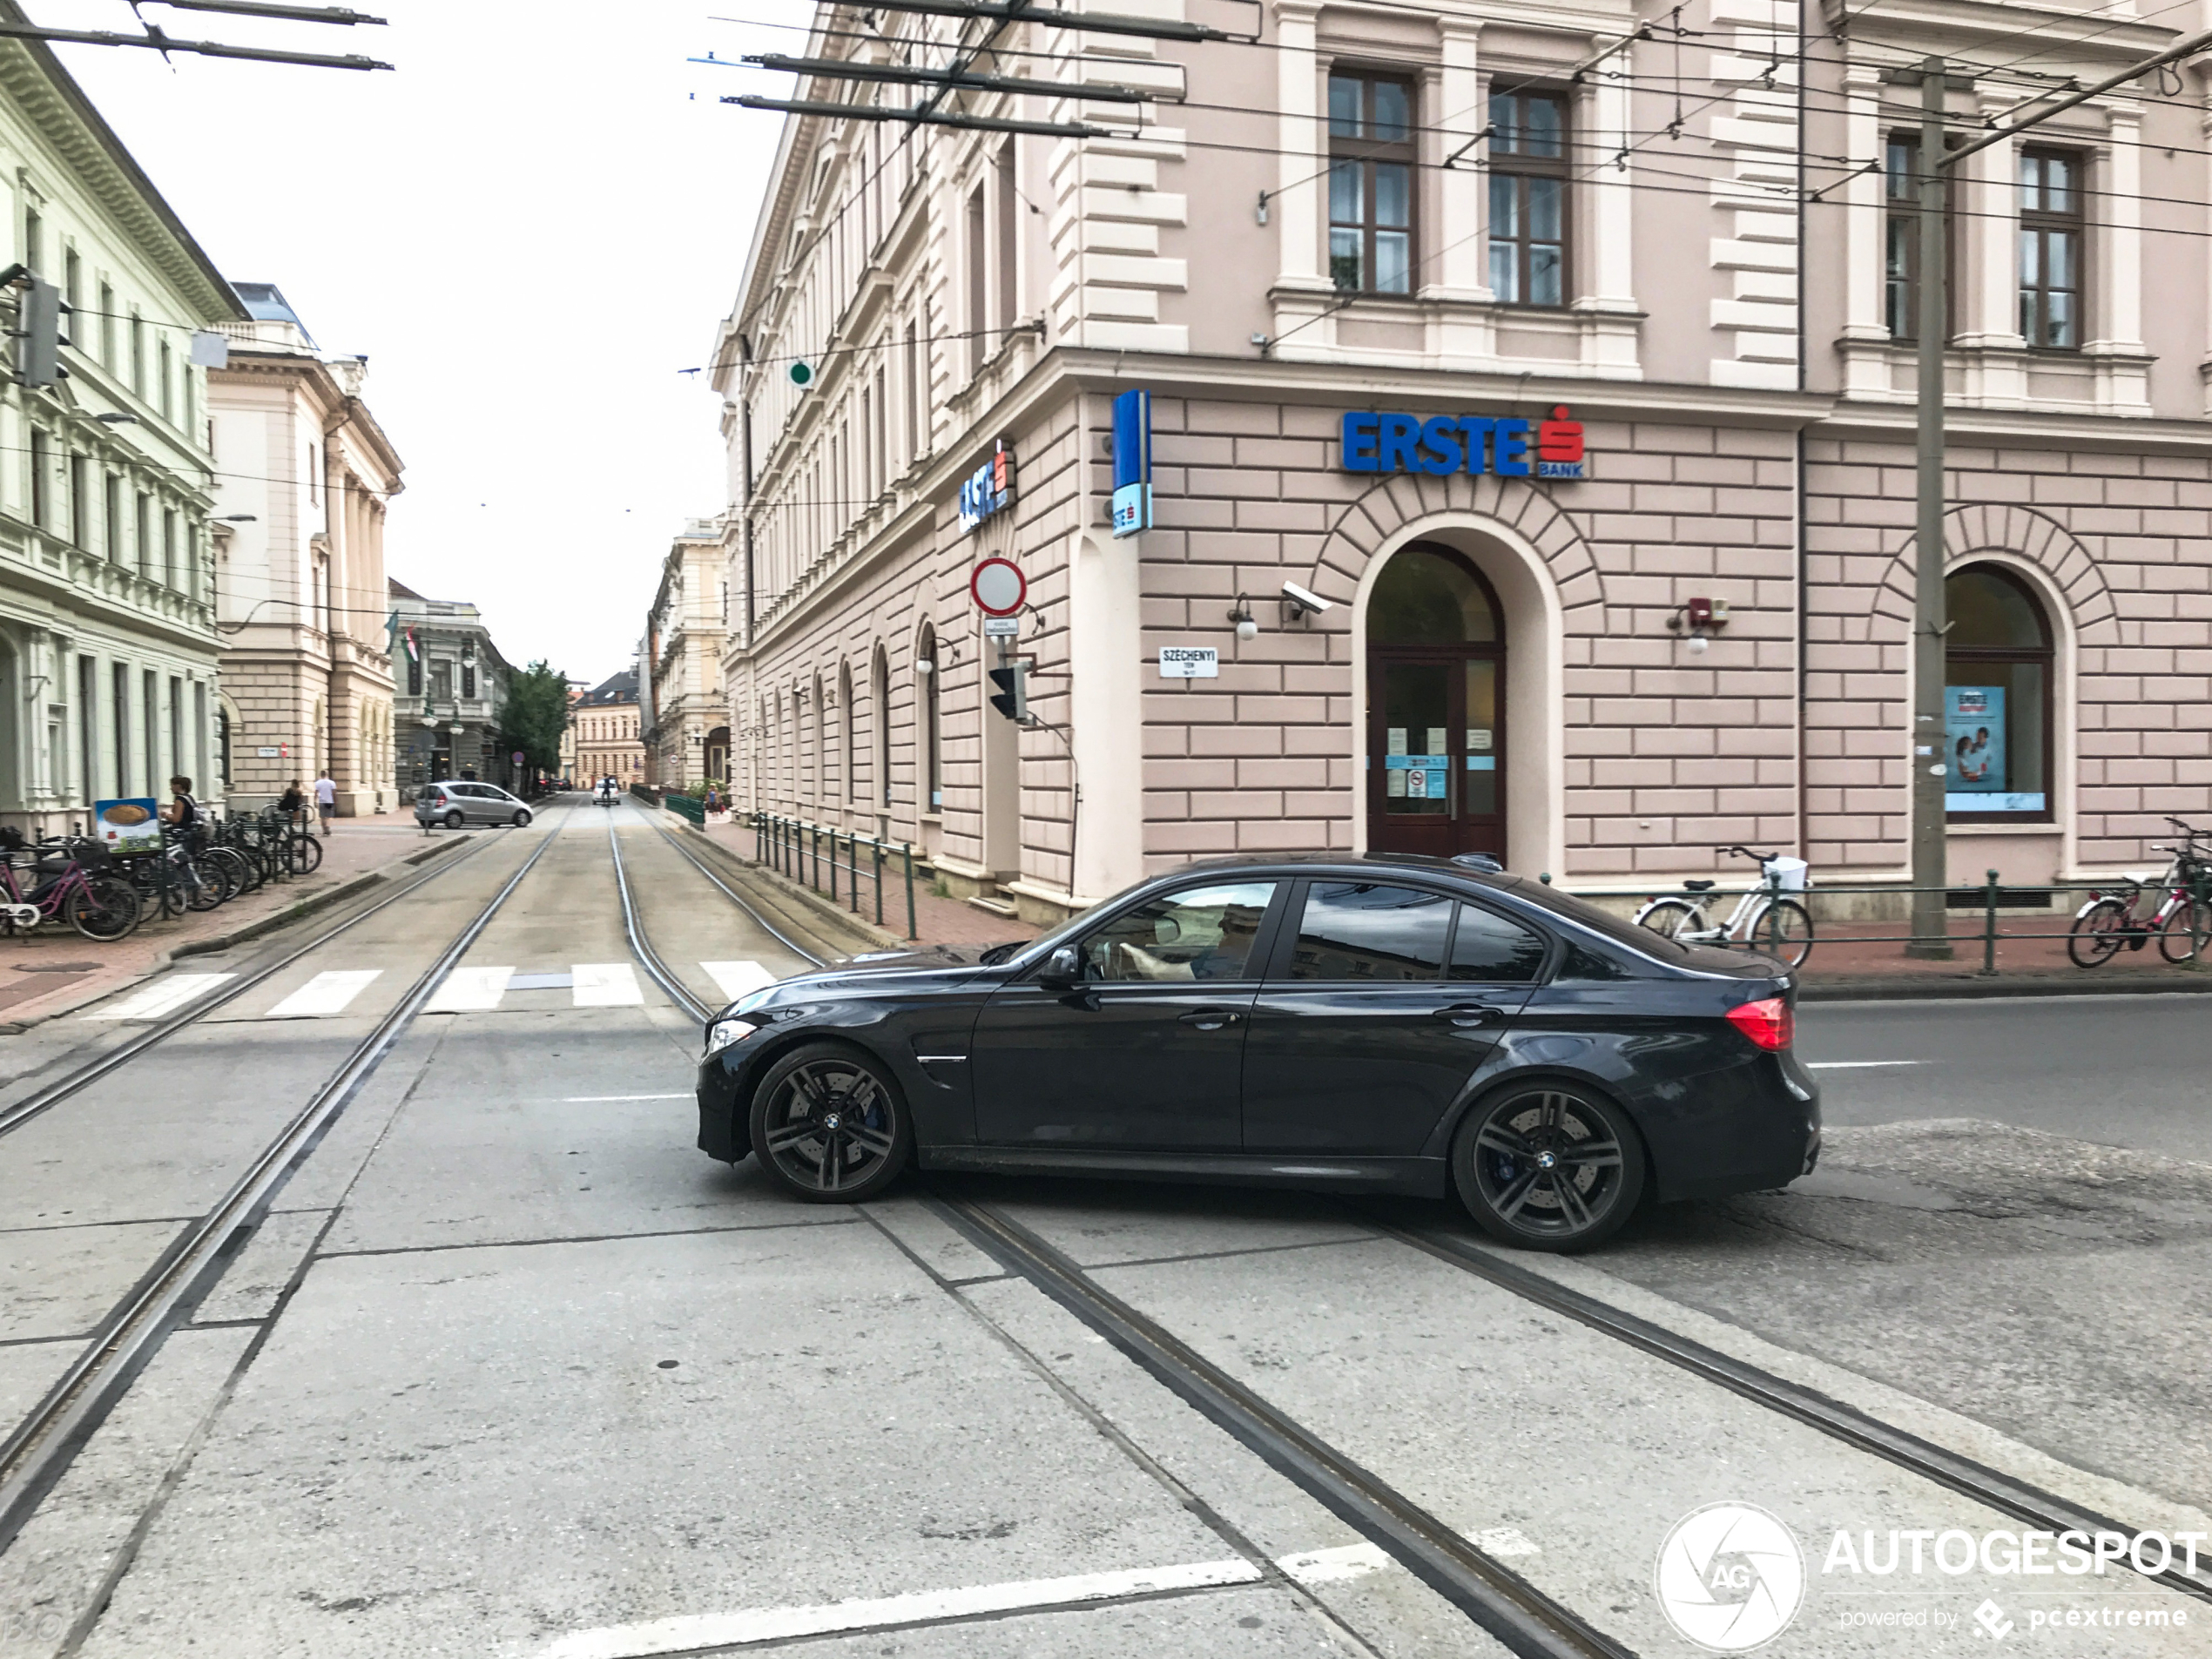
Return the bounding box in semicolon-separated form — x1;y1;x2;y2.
2067;818;2212;967
0;828;141;941
1633;846;1816;968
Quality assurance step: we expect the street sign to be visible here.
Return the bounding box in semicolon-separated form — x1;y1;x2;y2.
982;615;1020;638
511;750;525;766
1158;646;1218;679
256;746;280;758
970;556;1027;617
1111;388;1152;537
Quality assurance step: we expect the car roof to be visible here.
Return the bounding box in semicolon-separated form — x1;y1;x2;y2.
1165;851;1507;884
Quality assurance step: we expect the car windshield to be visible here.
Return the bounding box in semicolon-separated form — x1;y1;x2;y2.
1486;875;1691;960
1018;873;1162;961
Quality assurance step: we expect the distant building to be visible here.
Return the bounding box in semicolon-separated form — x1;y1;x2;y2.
388;579;514;792
644;519;725;790
0;15;249;836
210;282;404;815
556;678;586;783
574;669;643;786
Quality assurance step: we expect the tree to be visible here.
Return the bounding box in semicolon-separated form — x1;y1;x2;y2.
497;660;570;784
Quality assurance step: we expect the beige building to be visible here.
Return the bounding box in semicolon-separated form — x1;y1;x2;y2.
712;0;2212;921
210;283;403;815
388;580;515;792
575;668;644;786
644;519;727;790
0;12;246;836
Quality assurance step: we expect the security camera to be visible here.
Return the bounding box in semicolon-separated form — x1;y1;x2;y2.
1281;581;1332;618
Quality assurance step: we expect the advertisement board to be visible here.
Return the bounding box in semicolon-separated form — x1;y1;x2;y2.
1111;388;1152;537
1945;685;2041;813
93;798;162;853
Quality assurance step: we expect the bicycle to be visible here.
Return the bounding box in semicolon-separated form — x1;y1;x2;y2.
2067;819;2212;967
1633;845;1816;968
0;830;141;941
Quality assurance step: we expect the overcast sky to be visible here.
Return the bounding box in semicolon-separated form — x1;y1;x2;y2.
31;0;814;687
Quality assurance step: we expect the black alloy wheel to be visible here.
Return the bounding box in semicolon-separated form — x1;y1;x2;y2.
1452;1083;1646;1252
749;1042;911;1203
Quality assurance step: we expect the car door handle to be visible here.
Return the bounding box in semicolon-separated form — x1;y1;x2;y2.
1179;1008;1244;1031
1432;1004;1501;1027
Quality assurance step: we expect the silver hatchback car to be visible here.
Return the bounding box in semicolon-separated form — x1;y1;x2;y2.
415;780;533;830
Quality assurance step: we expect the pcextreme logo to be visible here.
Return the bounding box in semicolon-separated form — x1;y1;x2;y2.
1654;1502;1807;1652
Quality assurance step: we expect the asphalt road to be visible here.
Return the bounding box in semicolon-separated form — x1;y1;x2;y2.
3;810;2205;1659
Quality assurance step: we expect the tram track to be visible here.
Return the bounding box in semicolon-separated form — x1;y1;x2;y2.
0;815;564;1554
609;817;2212;1653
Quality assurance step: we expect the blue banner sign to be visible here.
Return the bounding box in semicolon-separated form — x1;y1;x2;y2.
958;440;1016;535
1111;388;1152;538
1341;406;1586;479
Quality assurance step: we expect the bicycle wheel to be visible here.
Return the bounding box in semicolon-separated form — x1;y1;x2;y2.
2159;898;2212;963
68;876;141;941
205;846;248;904
1752;898;1814;968
1635;899;1703;942
2067;899;2129;968
180;856;224;913
291;833;323;875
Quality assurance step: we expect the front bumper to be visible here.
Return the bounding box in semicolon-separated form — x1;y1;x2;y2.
696;1053;747;1161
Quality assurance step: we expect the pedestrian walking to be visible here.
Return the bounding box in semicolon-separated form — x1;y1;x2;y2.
314;771;337;836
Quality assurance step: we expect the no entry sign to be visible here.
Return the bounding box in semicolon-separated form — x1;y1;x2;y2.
970;556;1027;617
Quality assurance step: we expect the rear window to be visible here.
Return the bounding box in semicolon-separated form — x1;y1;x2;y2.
417;786;442;802
1482;876;1691;961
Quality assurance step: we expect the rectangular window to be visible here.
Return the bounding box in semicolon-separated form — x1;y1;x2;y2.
169;678;183;786
407;650;421;697
163;508;177;587
78;656;96;804
112;662;129;798
143;670;158;792
104;473;121;559
2019;150;2081;350
98;282;113;364
64;247;79;312
873;366;887;489
965;184;988;375
27;428;47;529
134;491;151;574
995;145;1018;339
130;314;144;395
68;454;86;546
1328;72;1415;296
193;682;207;789
23;206;40;273
902;318;920;462
1487;91;1568;306
462;664;476;700
431;660;452;703
158;339;173;419
1884;135;1959;341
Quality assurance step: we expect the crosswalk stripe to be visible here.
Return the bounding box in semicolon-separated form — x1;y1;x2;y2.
84;973;236;1022
425;965;513;1013
700;961;776;1002
571;963;643;1008
264;969;382;1020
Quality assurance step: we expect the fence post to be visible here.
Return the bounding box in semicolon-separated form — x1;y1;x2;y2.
829;826;839;904
873;838;884;927
848;833;860;914
903;841;918;941
1980;868;2000;976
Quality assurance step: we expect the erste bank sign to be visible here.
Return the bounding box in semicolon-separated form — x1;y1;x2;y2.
959;440;1017;534
1340;406;1586;480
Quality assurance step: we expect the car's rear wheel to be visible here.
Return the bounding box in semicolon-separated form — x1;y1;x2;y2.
749;1041;911;1203
444;809;465;831
1452;1082;1645;1252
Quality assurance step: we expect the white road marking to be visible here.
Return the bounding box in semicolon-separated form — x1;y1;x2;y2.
571;962;643;1007
263;969;381;1020
561;1094;690;1103
425;965;513;1013
1805;1061;1925;1070
700;960;776;1002
83;973;235;1022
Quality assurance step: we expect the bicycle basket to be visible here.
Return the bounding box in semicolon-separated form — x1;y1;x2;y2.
1766;856;1810;892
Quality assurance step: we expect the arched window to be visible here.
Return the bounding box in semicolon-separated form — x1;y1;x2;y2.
1945;563;2053;822
917;623;942;813
839;663;855;801
871;646;891;810
813;672;829;801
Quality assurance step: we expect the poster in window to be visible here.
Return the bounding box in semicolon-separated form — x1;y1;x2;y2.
1945;685;2040;813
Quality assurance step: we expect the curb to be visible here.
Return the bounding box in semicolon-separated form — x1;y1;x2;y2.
1799;970;2212;1002
673;819;906;956
0;835;470;1033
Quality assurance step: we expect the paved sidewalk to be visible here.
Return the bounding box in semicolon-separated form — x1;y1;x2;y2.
0;806;473;1030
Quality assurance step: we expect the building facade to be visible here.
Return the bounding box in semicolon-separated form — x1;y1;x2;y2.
210;283;404;816
388;579;514;792
0;15;247;837
574;668;644;786
644;519;728;791
713;0;2212;921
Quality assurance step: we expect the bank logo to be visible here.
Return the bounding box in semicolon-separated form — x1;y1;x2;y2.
1655;1502;1806;1652
1974;1600;2014;1640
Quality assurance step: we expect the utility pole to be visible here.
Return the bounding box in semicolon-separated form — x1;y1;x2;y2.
1895;25;2212;959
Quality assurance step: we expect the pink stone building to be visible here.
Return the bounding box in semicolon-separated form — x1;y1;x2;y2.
711;0;2212;922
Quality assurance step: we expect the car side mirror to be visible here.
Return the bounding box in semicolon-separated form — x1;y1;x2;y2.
1040;945;1081;986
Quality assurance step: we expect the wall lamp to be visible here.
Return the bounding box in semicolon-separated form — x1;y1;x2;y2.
1227;595;1258;643
1666;597;1730;654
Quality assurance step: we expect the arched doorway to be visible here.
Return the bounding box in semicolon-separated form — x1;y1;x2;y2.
1366;543;1505;857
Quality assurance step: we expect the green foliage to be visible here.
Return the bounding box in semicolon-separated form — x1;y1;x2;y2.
496;661;571;776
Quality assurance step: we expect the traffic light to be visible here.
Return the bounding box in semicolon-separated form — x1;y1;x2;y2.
16;275;68;389
987;661;1027;725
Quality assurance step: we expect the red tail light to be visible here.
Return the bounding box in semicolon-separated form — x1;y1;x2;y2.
1726;995;1794;1052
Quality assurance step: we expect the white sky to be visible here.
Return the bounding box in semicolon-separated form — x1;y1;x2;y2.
31;0;816;687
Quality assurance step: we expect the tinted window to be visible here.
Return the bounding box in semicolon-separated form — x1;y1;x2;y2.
1555;942;1635;982
1285;882;1452;981
1080;881;1277;983
1448;904;1548;981
1483;875;1691;960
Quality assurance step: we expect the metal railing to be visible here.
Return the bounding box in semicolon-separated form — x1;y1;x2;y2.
663;792;705;826
751;812;920;941
1629;868;2212;976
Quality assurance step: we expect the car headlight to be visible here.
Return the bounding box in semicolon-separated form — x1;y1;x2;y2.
705;1017;757;1058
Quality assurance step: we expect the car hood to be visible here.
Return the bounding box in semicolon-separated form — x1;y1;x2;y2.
736;944;996;1010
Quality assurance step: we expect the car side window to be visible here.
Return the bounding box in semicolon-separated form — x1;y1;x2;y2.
1447;903;1548;983
1079;881;1278;982
1284;882;1453;981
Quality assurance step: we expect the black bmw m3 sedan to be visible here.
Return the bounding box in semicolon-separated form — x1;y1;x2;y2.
696;853;1820;1251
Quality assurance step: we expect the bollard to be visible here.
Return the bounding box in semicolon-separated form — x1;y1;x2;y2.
1980;868;2000;976
903;841;918;941
873;838;884;927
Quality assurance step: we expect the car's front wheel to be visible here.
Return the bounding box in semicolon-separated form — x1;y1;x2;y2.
1452;1082;1645;1252
749;1042;911;1202
511;809;531;827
